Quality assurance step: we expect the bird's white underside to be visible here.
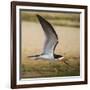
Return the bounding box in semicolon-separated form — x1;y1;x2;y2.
30;54;64;61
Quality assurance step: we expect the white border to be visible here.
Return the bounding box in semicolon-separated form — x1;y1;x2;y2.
16;5;85;85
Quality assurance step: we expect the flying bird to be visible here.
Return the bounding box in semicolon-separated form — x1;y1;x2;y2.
29;15;64;60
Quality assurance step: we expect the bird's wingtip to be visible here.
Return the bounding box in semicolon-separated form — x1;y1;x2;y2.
36;14;41;18
36;14;44;20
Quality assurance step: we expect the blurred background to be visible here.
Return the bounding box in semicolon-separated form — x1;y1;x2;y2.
21;10;80;27
20;10;80;78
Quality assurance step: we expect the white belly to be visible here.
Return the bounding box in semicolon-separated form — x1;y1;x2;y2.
39;54;54;59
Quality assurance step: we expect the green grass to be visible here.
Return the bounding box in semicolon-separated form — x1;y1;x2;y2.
20;12;80;28
20;57;80;78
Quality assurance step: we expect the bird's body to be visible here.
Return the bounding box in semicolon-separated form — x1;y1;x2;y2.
28;15;64;60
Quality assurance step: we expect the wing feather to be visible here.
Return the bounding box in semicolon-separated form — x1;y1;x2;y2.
37;15;58;55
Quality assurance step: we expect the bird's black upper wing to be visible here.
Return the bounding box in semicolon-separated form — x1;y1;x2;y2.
37;15;58;55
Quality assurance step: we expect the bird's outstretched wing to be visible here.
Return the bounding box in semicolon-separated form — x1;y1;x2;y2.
37;15;58;56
